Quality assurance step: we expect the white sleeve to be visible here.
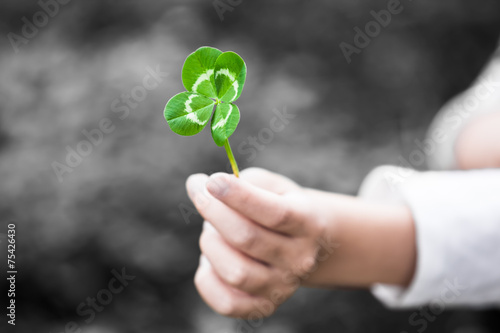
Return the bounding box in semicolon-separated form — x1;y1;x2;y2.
358;165;500;308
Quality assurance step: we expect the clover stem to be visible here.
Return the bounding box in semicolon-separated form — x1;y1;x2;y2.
223;139;239;178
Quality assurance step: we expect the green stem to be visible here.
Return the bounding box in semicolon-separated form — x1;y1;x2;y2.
223;139;239;178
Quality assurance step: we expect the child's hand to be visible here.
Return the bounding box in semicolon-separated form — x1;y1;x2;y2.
186;168;327;318
186;167;416;318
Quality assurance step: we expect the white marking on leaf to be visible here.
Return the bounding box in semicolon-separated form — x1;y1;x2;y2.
215;68;235;81
192;69;214;92
213;104;233;130
216;68;239;100
184;94;196;113
184;94;206;125
186;112;205;125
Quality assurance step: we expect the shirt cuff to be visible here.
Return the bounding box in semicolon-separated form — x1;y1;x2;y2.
359;165;500;308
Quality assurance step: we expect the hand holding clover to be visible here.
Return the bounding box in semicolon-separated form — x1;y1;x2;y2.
163;47;417;320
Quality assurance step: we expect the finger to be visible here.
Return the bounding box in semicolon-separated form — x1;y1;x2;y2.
187;174;290;266
200;221;276;296
206;173;307;234
194;255;273;318
240;167;300;194
185;173;210;209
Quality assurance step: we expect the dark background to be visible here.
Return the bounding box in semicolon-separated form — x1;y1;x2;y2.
1;0;500;332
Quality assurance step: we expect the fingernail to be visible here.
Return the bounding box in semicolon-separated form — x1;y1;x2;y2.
206;173;230;197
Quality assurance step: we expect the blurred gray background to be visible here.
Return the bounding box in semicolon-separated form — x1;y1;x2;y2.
1;0;500;332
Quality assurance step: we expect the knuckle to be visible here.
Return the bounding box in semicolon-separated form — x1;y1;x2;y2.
271;203;292;229
226;264;248;288
295;250;318;277
268;244;283;263
300;255;317;274
232;226;257;250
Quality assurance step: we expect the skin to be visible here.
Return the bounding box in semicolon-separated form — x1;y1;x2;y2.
187;110;500;319
455;111;500;170
186;168;415;318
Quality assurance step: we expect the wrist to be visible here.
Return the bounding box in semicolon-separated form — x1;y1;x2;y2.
300;190;416;289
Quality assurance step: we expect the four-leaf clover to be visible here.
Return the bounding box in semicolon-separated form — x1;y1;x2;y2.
164;46;247;176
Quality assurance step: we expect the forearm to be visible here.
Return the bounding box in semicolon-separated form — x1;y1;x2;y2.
303;189;416;289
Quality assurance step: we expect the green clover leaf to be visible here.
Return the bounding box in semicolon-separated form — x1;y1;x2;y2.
214;51;246;102
164;92;215;136
211;102;240;146
164;46;247;176
181;47;221;99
